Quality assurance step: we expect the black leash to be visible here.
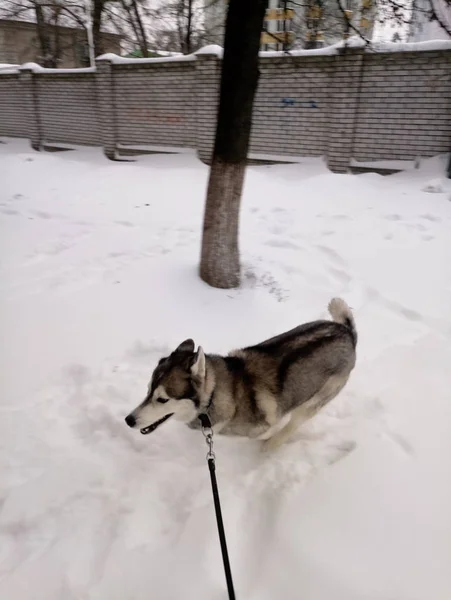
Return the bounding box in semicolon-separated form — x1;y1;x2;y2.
199;412;236;600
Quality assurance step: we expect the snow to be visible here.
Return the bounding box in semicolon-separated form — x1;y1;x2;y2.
12;37;451;80
370;39;451;52
81;38;451;72
260;42;351;58
261;37;451;58
17;62;41;71
350;158;416;170
111;38;451;67
422;178;451;194
1;138;451;600
195;44;224;57
18;63;95;74
116;143;196;154
97;53;196;65
0;63;19;73
248;152;325;163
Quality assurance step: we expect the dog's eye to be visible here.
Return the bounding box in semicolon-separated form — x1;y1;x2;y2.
157;397;169;404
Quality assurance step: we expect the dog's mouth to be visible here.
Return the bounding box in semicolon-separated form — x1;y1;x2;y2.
140;413;174;435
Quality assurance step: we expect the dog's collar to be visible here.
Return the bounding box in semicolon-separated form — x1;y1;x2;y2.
198;391;214;428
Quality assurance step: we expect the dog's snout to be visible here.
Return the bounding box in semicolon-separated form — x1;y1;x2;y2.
125;414;136;428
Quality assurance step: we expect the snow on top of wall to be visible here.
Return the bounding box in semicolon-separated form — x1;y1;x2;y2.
5;37;450;78
18;62;41;71
260;37;451;58
0;63;19;75
96;53;196;65
194;44;223;57
18;63;95;74
370;39;451;52
261;45;343;58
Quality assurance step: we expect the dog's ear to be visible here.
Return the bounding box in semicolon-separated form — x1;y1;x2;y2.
191;346;205;382
174;339;195;354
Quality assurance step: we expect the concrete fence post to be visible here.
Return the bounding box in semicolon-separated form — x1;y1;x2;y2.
327;49;364;173
18;66;42;151
95;56;117;160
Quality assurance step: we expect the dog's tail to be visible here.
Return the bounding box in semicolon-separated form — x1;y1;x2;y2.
328;297;357;347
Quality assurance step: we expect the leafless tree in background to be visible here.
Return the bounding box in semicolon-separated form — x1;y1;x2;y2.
1;0;450;64
269;0;451;49
0;0;89;66
147;0;209;54
110;0;150;57
0;0;152;61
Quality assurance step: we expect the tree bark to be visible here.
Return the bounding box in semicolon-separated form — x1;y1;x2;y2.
185;0;193;54
131;0;149;58
200;0;267;289
92;0;104;57
35;3;53;68
51;7;62;69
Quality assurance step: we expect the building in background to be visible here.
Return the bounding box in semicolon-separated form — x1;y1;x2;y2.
204;0;298;50
304;0;376;48
408;0;451;42
204;0;376;51
261;2;297;51
0;19;121;68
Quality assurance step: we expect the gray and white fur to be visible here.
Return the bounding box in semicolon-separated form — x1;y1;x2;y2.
125;298;357;451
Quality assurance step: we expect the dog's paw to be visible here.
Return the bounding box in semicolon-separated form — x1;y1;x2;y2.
261;435;284;454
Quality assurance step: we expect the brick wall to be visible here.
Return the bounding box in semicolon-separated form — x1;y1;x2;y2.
353;51;451;162
37;74;100;146
113;61;197;148
0;74;27;138
0;46;450;172
252;56;333;159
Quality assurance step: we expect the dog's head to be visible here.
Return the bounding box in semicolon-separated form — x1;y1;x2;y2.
125;339;206;435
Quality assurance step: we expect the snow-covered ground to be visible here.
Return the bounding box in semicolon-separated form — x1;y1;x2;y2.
1;138;451;600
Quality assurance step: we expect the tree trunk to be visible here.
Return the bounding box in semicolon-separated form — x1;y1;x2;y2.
35;3;53;67
51;8;62;69
282;0;288;52
176;2;184;54
185;0;193;54
131;0;149;58
200;0;267;289
92;0;104;57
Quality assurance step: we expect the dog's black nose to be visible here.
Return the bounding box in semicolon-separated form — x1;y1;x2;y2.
125;414;136;428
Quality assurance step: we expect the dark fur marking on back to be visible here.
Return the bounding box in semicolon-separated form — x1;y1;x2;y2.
247;321;336;356
277;337;335;387
224;355;245;375
224;356;260;417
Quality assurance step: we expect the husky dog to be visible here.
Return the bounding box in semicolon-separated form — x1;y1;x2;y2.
125;298;357;451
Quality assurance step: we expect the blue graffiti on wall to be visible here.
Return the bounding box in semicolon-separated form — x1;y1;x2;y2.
281;97;317;108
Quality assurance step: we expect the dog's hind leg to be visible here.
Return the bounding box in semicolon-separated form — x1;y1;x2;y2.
262;374;349;452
